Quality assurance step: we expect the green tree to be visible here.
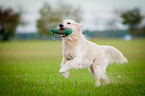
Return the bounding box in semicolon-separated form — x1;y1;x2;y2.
36;2;82;39
0;7;21;41
138;25;145;37
121;8;144;38
36;3;53;39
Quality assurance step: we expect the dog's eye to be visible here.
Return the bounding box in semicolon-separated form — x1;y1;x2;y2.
67;22;71;24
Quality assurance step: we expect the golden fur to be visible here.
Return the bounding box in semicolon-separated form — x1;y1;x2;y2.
59;19;128;86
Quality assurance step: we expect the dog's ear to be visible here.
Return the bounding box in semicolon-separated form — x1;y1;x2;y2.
80;21;83;26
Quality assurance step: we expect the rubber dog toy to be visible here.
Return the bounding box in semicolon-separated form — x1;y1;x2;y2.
51;28;72;40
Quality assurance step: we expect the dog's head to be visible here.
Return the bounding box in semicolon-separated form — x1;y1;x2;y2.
58;19;83;38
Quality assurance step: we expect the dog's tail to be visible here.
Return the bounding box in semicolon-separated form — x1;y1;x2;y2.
101;45;128;64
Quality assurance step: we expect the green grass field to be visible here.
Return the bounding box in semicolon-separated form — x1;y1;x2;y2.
0;38;145;96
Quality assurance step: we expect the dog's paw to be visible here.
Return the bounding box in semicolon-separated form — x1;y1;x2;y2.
95;85;101;87
59;65;69;73
103;80;110;85
95;82;101;87
63;72;70;79
59;68;66;73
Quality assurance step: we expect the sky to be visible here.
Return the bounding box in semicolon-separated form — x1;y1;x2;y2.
0;0;145;33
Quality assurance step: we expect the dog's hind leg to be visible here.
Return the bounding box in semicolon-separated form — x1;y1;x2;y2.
93;64;102;86
101;73;109;85
93;57;109;86
101;65;109;85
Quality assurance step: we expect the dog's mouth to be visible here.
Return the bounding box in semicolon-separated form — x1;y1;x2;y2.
62;34;67;37
59;28;69;38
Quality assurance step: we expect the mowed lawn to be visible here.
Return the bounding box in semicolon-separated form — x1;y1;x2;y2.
0;38;145;96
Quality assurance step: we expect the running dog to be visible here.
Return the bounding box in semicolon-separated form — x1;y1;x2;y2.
58;19;128;86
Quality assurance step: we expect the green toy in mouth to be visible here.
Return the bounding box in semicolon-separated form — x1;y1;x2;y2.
51;28;72;40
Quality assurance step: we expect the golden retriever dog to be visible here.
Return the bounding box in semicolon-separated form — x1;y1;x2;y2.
58;19;128;86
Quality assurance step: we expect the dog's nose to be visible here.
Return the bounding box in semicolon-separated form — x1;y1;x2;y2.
59;24;63;28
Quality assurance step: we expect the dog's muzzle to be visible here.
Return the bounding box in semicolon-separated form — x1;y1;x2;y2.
59;24;65;30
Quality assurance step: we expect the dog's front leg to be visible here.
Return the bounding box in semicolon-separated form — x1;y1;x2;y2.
59;58;81;78
60;57;70;78
60;57;67;67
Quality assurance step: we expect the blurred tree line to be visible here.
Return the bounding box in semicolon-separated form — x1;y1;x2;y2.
0;7;26;41
0;3;145;41
0;7;21;41
121;8;144;38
